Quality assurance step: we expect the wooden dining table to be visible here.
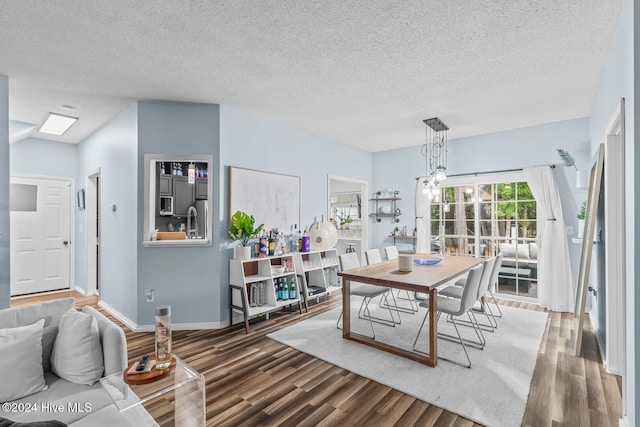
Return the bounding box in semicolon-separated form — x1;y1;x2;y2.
338;254;483;367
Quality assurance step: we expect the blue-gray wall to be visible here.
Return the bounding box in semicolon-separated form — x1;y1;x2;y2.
371;117;589;281
588;0;636;423
0;75;9;309
136;101;221;326
10;137;78;178
219;105;373;322
76;103;139;322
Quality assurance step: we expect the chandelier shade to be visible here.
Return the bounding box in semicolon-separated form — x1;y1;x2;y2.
421;117;449;200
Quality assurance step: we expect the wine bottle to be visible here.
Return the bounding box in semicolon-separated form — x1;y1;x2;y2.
268;231;275;256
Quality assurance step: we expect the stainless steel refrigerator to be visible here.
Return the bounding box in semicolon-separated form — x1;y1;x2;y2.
195;200;208;238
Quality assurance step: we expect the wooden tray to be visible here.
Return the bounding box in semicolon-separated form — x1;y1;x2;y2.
123;356;177;385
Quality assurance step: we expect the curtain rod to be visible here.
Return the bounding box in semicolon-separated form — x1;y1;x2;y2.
415;164;556;180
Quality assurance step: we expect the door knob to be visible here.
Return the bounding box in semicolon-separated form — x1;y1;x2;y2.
63;241;69;245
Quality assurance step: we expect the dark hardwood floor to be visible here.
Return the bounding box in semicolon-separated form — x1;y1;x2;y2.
11;290;622;426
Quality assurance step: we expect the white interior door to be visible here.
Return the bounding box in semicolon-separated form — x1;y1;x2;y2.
10;176;72;296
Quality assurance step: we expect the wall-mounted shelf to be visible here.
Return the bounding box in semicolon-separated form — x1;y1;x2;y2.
370;191;401;223
388;233;416;252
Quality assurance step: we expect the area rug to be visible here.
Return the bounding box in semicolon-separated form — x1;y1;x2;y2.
268;300;548;427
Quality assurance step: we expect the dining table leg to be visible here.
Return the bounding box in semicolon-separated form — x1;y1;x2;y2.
343;278;351;338
428;288;438;366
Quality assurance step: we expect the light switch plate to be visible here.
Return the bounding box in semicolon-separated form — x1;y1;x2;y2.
145;289;154;303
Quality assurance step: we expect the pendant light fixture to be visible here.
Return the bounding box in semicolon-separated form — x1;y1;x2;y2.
421;117;449;202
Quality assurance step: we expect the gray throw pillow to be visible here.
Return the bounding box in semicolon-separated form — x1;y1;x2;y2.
0;319;47;402
51;309;104;385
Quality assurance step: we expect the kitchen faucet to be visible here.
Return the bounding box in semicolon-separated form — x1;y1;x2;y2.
187;206;198;239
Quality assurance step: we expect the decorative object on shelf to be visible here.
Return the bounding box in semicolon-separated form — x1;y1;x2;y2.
188;162;196;184
228;210;264;260
557;147;588;188
336;211;353;228
577;200;586;239
309;217;338;251
421;117;449;201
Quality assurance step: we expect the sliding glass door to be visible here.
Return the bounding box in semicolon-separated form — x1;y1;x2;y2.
430;179;538;300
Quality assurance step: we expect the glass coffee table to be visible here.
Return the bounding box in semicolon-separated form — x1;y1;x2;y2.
100;355;205;427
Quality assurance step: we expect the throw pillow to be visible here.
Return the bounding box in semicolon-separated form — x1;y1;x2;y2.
51;309;104;385
0;319;47;402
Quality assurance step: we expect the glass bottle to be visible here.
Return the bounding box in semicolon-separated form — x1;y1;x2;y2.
155;305;172;369
289;277;296;299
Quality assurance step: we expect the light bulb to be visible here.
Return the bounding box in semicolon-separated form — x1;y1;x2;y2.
435;168;446;181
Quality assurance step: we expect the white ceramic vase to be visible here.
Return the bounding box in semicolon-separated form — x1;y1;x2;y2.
577;219;585;239
235;245;252;260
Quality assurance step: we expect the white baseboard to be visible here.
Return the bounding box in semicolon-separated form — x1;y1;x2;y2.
98;300;139;332
619;416;629;427
98;300;229;332
588;312;624;375
74;286;87;296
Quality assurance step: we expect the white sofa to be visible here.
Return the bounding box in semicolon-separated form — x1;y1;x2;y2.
0;298;149;426
498;243;538;290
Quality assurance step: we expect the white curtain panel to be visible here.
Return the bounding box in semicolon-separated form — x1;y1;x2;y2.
415;178;430;253
524;166;574;312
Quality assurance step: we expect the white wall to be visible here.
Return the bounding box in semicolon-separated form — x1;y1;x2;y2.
0;75;9;309
589;0;636;423
76;103;139;322
371;118;589;279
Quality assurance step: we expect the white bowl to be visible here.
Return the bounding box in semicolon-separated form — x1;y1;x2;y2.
379;206;392;214
271;265;285;275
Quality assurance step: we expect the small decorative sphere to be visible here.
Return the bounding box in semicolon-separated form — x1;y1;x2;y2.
309;221;338;250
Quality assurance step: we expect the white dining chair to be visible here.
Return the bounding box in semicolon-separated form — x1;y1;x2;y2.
412;263;485;368
486;253;505;319
382;246;419;312
440;256;498;332
337;252;399;338
384;246;399;260
364;248;383;265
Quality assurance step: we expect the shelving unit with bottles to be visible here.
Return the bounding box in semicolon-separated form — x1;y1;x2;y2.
229;254;302;333
370;190;401;223
292;249;340;310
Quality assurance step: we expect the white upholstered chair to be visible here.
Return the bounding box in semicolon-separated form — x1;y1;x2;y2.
337;252;399;338
384;246;399;260
413;263;485;368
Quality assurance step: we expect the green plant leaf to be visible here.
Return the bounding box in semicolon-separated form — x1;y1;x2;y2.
577;200;587;220
228;210;264;246
556;148;577;170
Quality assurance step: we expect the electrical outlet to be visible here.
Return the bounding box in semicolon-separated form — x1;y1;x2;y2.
145;289;154;302
566;226;573;235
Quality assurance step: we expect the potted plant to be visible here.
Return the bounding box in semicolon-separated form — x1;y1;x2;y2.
228;210;264;260
577;201;586;239
336;210;353;229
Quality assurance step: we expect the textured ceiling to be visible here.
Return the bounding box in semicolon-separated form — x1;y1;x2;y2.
0;1;623;152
